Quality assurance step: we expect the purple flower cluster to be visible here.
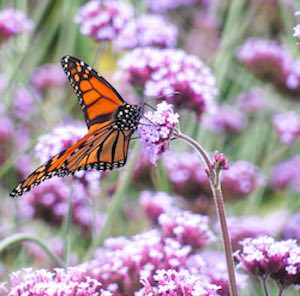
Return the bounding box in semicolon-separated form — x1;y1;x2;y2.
273;112;300;144
148;0;211;12
204;105;248;133
138;101;179;164
13;87;40;120
283;212;300;240
158;209;215;250
226;215;280;251
75;0;133;42
137;269;220;296
163;152;264;207
139;190;175;223
235;88;267;113
114;14;177;50
117;47;218;119
35;124;85;163
31;63;67;90
1;267;110;295
237;38;300;94
19;178;104;236
294;12;300;46
0;8;33;42
269;155;300;192
236;236;300;288
81;230;192;294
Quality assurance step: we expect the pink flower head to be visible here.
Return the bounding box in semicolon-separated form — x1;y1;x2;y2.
2;267;110;295
31;63;67;90
19;178;104;236
226;216;279;251
117;48;218;119
237;38;292;90
235;88;267;113
236;236;300;287
148;0;211;12
273;112;300;145
221;161;264;199
114;14;177;50
0;8;33;42
204;105;248;133
269;155;300;192
158;208;215;250
213;151;229;171
81;230;191;294
139;191;175;223
293;24;300;40
75;0;133;42
138;101;179;164
137;269;220;296
13;87;40;119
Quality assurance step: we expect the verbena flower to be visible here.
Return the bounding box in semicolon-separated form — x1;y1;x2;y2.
1;267;110;295
186;13;220;59
237;38;295;92
81;230;191;294
225;216;280;251
273;112;300;144
204;105;248;133
114;14;177;50
0;8;33;42
269;155;300;192
235;236;300;288
187;252;247;295
13;87;40;119
294;12;300;46
158;208;215;250
137;269;220;296
148;0;211;12
139;190;175;223
138;101;179;164
31;64;67;90
283;212;300;240
19;178;104;236
163;152;264;205
235;88;267;113
117;48;218;119
75;0;133;42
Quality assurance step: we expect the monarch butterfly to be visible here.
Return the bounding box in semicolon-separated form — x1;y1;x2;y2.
10;55;143;198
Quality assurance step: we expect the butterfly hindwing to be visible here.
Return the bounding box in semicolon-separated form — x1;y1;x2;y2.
61;55;124;132
10;124;131;197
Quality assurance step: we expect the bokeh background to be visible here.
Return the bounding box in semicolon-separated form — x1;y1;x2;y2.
0;0;300;295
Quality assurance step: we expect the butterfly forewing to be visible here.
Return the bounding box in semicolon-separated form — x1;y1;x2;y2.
61;55;124;132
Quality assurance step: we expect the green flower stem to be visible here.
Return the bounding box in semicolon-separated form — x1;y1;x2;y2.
261;276;269;296
176;132;238;296
0;233;65;267
62;184;73;265
84;142;140;260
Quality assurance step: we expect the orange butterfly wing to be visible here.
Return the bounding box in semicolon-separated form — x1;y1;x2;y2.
61;55;124;133
10;125;132;197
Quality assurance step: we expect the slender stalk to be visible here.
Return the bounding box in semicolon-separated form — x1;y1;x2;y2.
261;276;269;296
83;142;139;260
176;132;238;296
277;285;284;296
62;184;73;265
0;233;65;267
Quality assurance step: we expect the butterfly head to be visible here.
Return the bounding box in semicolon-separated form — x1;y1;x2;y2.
114;104;142;131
